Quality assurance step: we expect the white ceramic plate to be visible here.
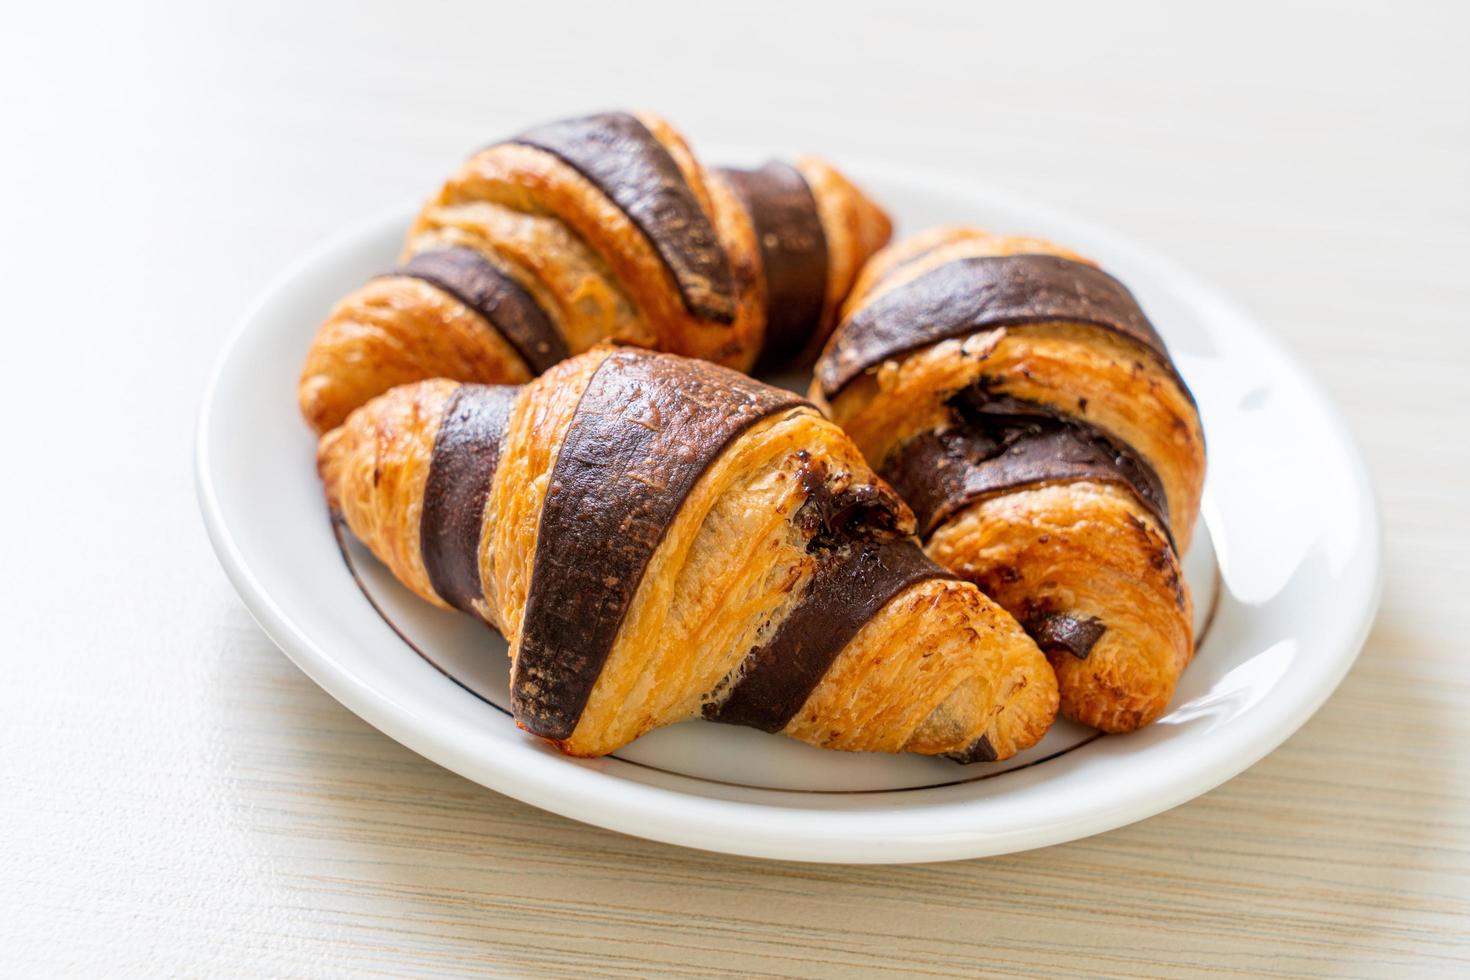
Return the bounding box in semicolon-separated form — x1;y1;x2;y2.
197;157;1381;863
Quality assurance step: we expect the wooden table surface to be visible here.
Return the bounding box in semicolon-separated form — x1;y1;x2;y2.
4;2;1467;975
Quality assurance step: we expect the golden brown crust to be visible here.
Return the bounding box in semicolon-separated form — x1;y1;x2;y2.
927;482;1191;732
814;227;1205;732
793;156;894;361
318;350;1056;759
485;349;611;643
407;206;654;354
840;226;1088;318
820;227;1203;548
423;137;765;370
299;278;532;436
298;111;892;435
316;377;460;609
816;324;1203;552
788;577;1055;759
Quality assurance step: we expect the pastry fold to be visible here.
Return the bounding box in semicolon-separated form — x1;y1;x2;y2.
319;347;1057;759
813;228;1207;732
299;111;891;434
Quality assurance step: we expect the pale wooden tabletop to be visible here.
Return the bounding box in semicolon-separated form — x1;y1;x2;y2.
4;2;1467;976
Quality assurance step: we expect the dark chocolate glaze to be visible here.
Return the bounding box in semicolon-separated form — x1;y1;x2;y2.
511;112;737;324
395;247;569;374
721;162;830;369
816;254;1187;400
708;534;950;733
420;385;519;619
881;388;1171;543
1029;612;1107;660
512;349;807;740
947;734;998;764
791;453;907;547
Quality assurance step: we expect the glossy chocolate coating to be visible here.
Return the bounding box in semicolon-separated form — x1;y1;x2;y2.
708;534;949;732
946;734;998;764
513;349;807;740
395;247;569;374
512;112;737;324
420;385;519;619
1029;612;1107;660
881;389;1171;542
817;254;1182;399
721;162;829;368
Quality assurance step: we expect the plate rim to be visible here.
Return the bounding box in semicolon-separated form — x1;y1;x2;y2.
197;156;1383;863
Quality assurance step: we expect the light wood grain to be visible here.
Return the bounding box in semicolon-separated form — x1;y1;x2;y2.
2;1;1467;976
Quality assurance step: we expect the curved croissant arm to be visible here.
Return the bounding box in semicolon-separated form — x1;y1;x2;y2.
812;228;1207;733
299;110;891;434
318;348;1056;760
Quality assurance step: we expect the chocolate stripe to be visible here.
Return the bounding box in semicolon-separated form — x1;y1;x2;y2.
396;247;569;374
708;537;950;733
511;112;737;324
947;735;998;765
721;162;830;369
420;385;519;619
817;254;1186;399
1030;613;1106;661
512;349;807;740
881;390;1171;542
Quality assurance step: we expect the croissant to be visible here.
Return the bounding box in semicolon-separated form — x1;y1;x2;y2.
318;347;1058;760
298;110;892;434
812;228;1207;733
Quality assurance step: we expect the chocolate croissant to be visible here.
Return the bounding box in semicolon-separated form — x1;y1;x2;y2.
318;347;1057;760
812;228;1207;733
298;110;892;434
